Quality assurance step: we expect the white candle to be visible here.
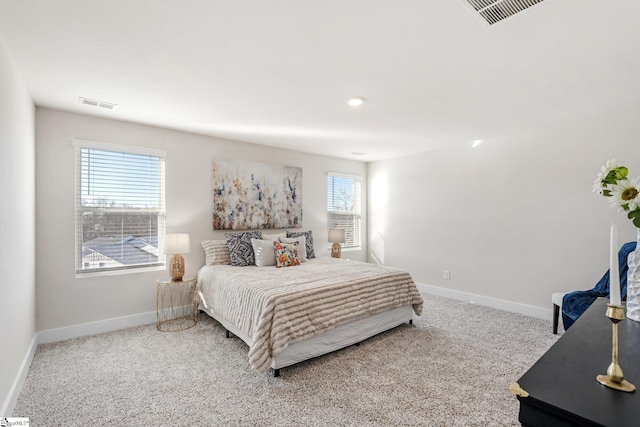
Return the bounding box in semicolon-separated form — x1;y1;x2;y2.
610;223;621;306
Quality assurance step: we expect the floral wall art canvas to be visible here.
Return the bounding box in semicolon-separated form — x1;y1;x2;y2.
212;159;303;230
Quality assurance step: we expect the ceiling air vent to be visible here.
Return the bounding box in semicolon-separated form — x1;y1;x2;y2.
461;0;546;26
79;97;117;110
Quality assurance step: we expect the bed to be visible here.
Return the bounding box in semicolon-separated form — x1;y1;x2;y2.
197;255;424;376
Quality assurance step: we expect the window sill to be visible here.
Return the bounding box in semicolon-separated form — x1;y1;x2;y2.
75;264;166;279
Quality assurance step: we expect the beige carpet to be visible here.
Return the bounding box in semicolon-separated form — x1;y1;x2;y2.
13;294;558;426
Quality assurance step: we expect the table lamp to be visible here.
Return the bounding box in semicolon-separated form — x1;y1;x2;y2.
328;229;345;258
164;233;191;281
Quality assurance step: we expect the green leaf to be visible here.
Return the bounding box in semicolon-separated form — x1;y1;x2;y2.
605;171;618;184
616;166;629;180
627;211;640;229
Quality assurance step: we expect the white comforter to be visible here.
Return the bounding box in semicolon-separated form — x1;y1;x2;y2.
198;258;423;372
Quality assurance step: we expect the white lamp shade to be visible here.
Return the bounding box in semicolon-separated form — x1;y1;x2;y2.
164;233;191;254
328;229;345;244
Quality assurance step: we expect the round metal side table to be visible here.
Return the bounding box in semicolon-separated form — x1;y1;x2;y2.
156;277;197;332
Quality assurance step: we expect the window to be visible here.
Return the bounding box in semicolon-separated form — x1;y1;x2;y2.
74;140;166;276
327;173;362;249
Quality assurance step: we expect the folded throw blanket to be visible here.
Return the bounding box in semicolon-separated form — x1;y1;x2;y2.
562;241;637;330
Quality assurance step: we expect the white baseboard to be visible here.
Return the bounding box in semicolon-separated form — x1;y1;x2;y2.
2;334;37;417
38;311;157;344
416;282;552;321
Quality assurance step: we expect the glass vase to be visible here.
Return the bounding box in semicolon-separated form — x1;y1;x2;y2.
626;228;640;322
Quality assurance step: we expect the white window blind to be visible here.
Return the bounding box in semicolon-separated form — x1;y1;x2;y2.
327;173;362;249
73;140;166;275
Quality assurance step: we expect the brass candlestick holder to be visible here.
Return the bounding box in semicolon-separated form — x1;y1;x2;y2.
596;304;636;392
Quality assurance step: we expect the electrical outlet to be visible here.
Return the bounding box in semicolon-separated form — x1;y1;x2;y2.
443;270;450;280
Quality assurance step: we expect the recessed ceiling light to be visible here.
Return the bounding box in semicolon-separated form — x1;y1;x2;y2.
472;139;482;148
346;96;365;107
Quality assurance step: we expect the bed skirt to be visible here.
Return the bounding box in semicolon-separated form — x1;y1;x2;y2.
199;304;413;372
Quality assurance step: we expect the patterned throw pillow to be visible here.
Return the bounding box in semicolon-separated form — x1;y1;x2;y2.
279;235;307;262
286;230;315;259
201;240;231;265
225;231;262;266
273;241;301;268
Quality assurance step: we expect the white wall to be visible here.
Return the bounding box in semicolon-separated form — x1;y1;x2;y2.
0;36;36;414
368;108;640;312
35;108;367;332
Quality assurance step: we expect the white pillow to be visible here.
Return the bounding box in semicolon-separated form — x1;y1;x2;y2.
251;238;277;267
279;236;307;262
262;232;286;241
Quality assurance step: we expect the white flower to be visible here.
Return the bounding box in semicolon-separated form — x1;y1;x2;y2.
599;159;619;179
596;160;640;228
609;176;640;212
593;159;619;194
593;178;606;195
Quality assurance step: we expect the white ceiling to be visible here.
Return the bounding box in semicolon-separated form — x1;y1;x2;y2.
1;0;639;162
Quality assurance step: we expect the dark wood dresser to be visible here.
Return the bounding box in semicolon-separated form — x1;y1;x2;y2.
514;298;640;426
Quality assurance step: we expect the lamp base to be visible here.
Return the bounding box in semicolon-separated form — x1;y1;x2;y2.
331;243;341;258
169;254;185;281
